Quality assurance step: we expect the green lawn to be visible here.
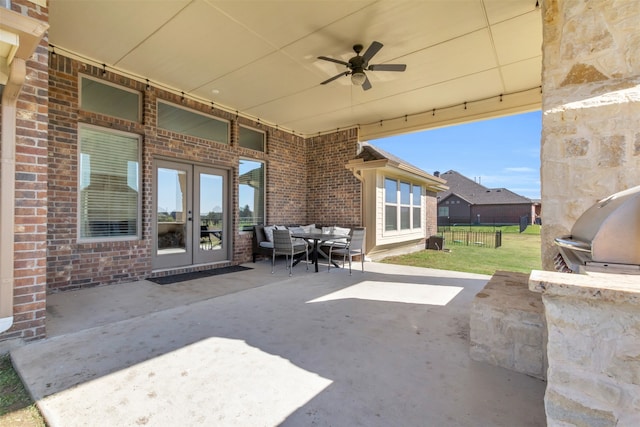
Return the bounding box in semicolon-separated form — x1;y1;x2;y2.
0;354;45;427
381;225;542;276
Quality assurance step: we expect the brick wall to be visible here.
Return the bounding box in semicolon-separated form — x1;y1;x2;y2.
0;0;49;342
425;190;437;238
46;55;312;291
47;58;151;290
306;129;362;227
263;127;307;225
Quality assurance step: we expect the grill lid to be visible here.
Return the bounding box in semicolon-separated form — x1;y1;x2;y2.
555;185;640;267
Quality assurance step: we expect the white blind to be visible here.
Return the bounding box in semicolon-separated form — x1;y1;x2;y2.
79;127;140;239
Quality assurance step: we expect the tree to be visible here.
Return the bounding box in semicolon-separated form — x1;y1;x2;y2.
240;204;253;219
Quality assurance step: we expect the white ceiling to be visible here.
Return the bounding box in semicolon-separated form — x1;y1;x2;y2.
48;0;542;139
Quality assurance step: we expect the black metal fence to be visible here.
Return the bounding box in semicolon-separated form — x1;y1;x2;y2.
437;230;502;249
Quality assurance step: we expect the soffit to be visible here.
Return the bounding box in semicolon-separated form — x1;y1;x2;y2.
48;0;542;139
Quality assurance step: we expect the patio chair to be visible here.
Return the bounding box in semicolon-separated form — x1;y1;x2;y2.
328;227;366;275
272;229;309;276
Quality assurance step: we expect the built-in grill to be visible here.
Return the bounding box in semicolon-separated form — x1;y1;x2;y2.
554;185;640;274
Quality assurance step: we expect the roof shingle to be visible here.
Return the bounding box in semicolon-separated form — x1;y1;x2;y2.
438;170;531;205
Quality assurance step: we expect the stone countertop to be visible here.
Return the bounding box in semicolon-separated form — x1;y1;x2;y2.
475;270;543;314
529;270;640;304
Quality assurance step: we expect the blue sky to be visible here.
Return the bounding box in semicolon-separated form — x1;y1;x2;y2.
370;110;542;200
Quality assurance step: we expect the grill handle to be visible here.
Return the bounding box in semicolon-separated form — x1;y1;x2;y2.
554;236;592;253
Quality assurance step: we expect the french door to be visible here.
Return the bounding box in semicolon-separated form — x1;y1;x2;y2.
153;159;229;270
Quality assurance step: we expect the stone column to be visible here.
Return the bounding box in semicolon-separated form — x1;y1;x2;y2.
530;270;640;426
541;0;640;269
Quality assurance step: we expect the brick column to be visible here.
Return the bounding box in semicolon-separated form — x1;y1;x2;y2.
0;0;49;345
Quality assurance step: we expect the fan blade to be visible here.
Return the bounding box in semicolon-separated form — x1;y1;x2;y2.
369;63;406;72
318;56;350;67
320;72;348;85
362;75;372;91
361;41;383;63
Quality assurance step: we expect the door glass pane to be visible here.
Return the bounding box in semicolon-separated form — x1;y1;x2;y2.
200;173;223;251
157;168;187;254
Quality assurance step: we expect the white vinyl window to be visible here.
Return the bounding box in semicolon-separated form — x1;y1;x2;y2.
78;126;141;240
385;177;422;232
413;185;422;228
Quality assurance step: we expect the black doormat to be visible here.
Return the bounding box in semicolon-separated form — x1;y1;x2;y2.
148;265;252;285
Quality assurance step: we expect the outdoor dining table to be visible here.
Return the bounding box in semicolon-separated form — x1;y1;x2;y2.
290;232;350;273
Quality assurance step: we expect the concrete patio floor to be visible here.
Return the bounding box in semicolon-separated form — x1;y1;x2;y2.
10;260;546;426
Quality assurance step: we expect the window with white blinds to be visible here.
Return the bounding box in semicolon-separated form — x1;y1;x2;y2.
79;126;141;240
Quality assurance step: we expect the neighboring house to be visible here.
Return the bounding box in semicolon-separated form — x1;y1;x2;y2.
346;143;447;259
436;170;538;225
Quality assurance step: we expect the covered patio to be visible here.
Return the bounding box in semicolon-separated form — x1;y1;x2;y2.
12;260;545;426
3;0;640;424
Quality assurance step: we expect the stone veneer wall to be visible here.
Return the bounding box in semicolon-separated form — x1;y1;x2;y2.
530;270;640;426
0;0;49;344
540;0;640;269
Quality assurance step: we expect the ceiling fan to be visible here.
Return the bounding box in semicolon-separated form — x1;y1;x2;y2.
318;41;407;91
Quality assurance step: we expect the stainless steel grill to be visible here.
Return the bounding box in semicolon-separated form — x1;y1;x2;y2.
554;185;640;274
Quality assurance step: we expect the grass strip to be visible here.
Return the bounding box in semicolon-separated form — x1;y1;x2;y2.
0;354;45;427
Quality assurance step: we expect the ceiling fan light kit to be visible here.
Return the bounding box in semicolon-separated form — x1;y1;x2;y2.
318;41;406;91
351;70;367;86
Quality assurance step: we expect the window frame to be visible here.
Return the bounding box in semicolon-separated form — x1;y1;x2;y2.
78;74;142;123
238;125;266;152
156;100;230;144
384;177;423;233
238;158;266;231
77;124;142;243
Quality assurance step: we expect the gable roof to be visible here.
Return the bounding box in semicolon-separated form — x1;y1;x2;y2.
346;142;448;192
438;170;531;205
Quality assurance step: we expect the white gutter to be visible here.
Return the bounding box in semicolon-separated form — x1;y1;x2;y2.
0;57;25;333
